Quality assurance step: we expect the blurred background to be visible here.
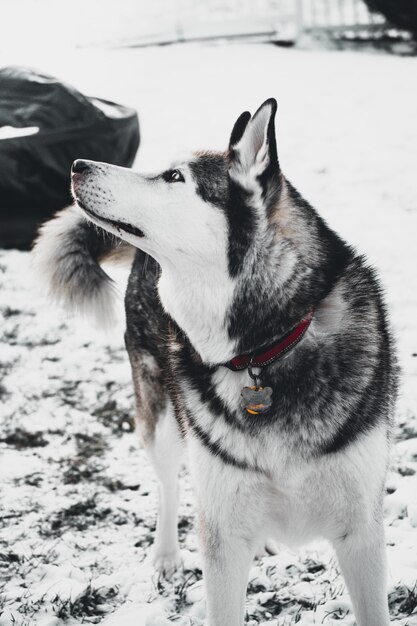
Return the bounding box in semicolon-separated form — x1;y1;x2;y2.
2;0;416;51
0;0;416;249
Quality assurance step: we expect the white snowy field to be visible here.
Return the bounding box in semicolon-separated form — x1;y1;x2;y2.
1;40;417;626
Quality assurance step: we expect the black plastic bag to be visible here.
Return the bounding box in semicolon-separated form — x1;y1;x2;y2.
0;66;140;249
363;0;417;39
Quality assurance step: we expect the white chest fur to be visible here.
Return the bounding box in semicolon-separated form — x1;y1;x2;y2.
158;267;237;364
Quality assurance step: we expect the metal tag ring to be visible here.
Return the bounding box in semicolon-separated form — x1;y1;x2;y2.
248;359;262;388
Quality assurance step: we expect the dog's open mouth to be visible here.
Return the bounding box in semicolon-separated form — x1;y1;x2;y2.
77;201;145;239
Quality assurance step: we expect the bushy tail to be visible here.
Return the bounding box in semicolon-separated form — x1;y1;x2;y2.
32;206;135;328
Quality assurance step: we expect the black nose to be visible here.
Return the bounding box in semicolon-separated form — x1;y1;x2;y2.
72;159;89;174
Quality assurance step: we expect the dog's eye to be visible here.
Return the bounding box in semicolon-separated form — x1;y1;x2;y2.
162;169;185;183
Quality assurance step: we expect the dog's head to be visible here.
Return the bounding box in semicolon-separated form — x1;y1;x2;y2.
71;98;282;277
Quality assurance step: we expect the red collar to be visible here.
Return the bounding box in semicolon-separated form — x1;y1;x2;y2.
224;309;314;372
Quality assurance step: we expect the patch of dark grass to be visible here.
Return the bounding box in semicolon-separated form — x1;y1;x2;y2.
0;511;24;531
0;551;20;563
9;590;47;620
18;471;44;487
9;615;31;626
40;497;112;537
102;478;140;492
3;334;60;348
75;432;108;457
0;428;48;449
63;432;108;485
247;578;270;594
175;570;202;610
0;548;22;582
58;380;82;407
1;307;23;318
398;465;416;477
322;606;350;620
52;584;119;622
178;515;193;541
104;347;126;363
395;417;417;442
133;522;157;549
305;558;325;575
154;569;203;614
63;463;101;485
0;382;9;400
246;588;315;623
92;400;135;435
389;583;417;617
256;593;284;617
2;326;19;343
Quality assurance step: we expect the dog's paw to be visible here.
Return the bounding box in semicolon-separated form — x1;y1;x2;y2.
153;548;182;578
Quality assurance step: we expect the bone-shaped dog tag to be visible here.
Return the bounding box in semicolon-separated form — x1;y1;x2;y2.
240;385;273;415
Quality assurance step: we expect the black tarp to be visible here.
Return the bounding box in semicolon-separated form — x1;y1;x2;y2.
363;0;417;39
0;66;140;249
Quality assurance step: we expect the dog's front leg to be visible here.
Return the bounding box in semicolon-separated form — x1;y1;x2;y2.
333;511;390;626
202;522;254;626
189;441;263;626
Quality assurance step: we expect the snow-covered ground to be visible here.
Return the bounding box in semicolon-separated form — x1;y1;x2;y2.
1;38;417;626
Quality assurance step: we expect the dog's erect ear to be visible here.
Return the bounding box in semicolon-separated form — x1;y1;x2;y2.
228;99;280;207
229;110;251;147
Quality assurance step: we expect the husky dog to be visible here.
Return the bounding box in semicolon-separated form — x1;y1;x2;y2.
34;99;397;626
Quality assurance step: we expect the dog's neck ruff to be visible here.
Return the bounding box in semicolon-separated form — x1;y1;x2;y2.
224;309;314;372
